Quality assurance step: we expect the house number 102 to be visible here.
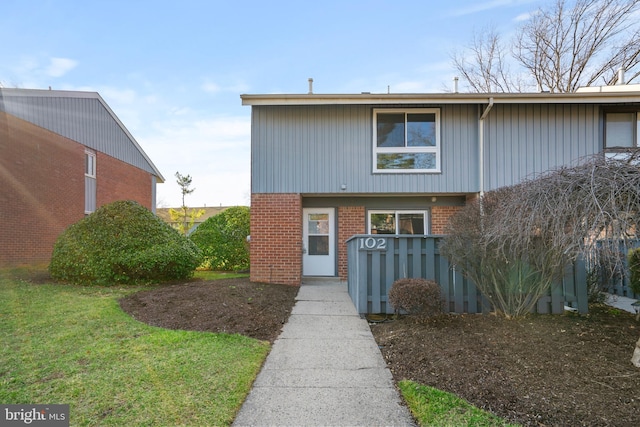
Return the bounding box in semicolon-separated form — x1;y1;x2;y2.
359;237;386;251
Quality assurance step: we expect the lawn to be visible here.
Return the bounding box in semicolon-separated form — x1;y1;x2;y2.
0;269;269;426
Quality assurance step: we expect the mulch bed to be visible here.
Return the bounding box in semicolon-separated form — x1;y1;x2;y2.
119;277;298;343
370;306;640;426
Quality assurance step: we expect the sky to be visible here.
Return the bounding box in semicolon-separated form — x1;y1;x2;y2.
1;0;544;208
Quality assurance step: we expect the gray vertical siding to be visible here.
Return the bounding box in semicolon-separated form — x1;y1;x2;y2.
251;104;479;194
1;91;161;178
484;104;600;191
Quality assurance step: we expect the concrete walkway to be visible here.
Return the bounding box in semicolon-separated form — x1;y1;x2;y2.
233;278;415;427
604;293;639;315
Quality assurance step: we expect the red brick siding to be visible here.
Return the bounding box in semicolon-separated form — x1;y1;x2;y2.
250;193;302;285
96;153;152;209
0;112;155;267
0;113;85;266
337;206;365;280
431;205;464;234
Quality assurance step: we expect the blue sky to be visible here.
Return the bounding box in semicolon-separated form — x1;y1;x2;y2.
1;0;542;208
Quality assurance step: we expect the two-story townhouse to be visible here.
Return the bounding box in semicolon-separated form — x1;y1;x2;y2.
0;88;164;267
242;85;640;286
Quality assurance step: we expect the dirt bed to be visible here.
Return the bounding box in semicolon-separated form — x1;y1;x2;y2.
370;306;640;426
119;277;298;343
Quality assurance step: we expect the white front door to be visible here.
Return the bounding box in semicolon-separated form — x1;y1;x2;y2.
302;208;335;276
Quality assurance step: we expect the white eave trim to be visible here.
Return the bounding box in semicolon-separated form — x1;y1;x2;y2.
241;91;640;106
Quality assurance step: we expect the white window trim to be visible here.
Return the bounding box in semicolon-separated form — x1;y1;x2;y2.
373;108;441;173
85;150;96;178
368;210;430;235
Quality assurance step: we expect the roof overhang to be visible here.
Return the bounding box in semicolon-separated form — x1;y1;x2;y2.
241;88;640;106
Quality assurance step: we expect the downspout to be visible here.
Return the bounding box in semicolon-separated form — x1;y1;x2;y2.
479;97;494;201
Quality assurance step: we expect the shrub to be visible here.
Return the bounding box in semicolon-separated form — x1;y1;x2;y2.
388;278;443;317
628;247;640;295
49;200;202;285
189;206;250;271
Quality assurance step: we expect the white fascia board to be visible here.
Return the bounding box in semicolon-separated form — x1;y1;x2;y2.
241;91;640;106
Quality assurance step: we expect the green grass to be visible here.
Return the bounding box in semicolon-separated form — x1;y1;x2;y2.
0;272;268;426
398;380;520;427
193;270;249;281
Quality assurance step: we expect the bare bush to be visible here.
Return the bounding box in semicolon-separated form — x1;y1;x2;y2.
442;151;640;318
388;278;443;317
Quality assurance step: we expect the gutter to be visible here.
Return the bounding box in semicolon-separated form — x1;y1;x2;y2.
479;98;494;199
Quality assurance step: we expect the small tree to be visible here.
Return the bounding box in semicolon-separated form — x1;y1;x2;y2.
190;206;250;271
169;171;204;235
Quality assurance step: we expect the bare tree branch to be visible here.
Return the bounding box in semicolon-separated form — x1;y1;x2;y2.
451;27;523;93
454;0;640;93
442;150;640;317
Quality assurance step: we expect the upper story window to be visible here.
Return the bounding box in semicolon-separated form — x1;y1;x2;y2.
368;210;429;235
605;111;640;149
85;150;96;178
373;108;440;173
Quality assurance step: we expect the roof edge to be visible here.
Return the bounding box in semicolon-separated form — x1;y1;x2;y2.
1;88;165;183
241;90;640;106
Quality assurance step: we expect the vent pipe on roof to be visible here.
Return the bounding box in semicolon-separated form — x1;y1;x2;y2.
308;78;314;94
617;68;626;85
453;76;459;93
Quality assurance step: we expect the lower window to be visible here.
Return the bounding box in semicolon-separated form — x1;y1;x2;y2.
368;210;428;235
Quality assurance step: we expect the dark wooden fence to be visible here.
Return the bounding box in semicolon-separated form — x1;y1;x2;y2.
346;235;589;315
595;240;640;299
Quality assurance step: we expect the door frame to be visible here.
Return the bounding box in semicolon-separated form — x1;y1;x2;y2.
302;207;336;276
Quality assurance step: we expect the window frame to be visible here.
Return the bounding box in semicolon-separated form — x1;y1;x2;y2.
368;210;430;235
604;110;640;150
85;150;96;178
373;108;441;173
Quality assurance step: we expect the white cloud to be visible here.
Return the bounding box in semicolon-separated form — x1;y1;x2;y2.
46;57;78;77
202;81;221;93
142;115;252;208
202;79;250;94
449;0;538;17
514;12;532;22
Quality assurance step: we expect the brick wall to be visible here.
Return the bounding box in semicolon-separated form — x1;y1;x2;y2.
97;153;152;209
250;193;302;285
431;205;464;234
0;113;85;266
0;113;156;267
337;205;365;280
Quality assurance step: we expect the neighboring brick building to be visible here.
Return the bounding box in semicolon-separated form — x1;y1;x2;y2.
0;88;164;267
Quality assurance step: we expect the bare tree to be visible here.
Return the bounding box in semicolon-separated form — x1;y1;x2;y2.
454;0;640;93
452;27;524;93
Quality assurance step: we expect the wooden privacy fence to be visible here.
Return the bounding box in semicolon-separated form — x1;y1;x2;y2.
595;240;640;299
346;235;589;315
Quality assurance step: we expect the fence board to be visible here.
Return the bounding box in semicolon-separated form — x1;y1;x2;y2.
425;238;436;281
371;251;381;313
346;235;591;315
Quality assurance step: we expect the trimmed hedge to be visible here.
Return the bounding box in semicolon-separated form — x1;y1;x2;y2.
49;200;202;285
388;278;443;317
189;206;250;271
